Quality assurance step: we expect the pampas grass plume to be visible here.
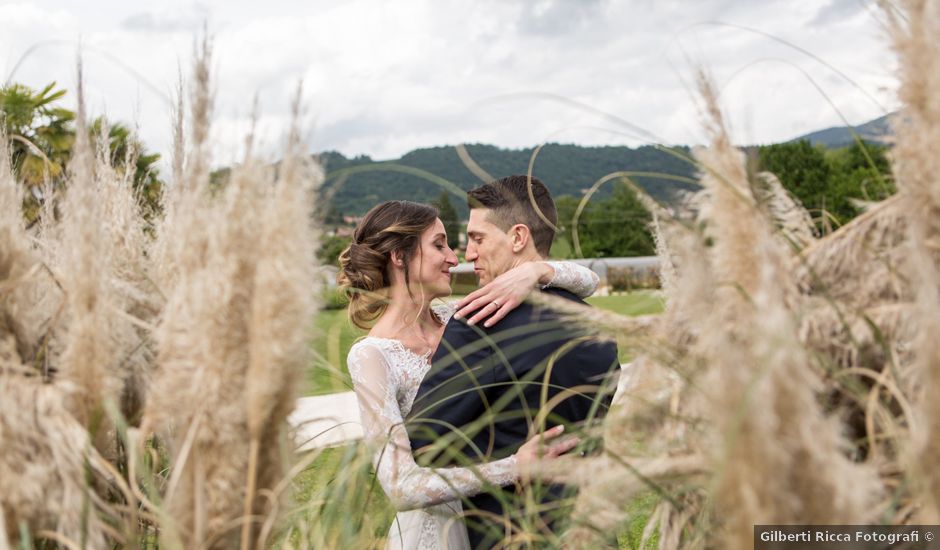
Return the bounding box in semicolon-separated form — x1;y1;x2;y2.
694;75;879;549
883;0;940;521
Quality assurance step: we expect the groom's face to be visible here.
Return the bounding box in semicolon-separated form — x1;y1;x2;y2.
465;208;514;286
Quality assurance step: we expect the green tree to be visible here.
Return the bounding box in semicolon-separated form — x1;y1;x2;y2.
1;82;75;221
322;204;344;226
1;82;162;222
759;140;894;230
826;142;894;210
431;191;461;250
554;182;654;258
553;195;580;258
317;234;351;266
759;140;832;224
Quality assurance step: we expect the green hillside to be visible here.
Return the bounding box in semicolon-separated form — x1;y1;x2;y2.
318;143;697;217
790;113;893;148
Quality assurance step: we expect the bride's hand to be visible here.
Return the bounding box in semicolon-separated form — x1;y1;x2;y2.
454;262;554;327
513;425;580;469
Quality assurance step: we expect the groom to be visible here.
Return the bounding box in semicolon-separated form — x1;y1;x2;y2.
407;175;619;548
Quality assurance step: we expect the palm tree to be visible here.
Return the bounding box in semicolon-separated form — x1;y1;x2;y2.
1;82;162;223
1;82;74;182
1;82;75;222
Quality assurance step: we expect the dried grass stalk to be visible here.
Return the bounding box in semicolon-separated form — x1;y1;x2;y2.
528;291;660;339
241;90;321;549
883;0;940;521
0;60;166;550
151;37;214;295
0;377;107;547
693;75;879;549
795;195;909;306
557;455;706;547
0;338;105;547
563;182;713;548
0;132;50;370
650;212;679;309
753;171;817;251
91;120;162;424
0;134;95;546
143;60;321;547
48;78;124;442
145;163;255;546
801;301;916;376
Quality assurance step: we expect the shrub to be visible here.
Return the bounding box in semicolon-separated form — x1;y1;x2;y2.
607;266;661;292
322;284;350;310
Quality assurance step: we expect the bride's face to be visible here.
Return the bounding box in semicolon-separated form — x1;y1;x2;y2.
408;218;458;298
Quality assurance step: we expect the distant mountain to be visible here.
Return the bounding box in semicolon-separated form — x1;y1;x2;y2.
790;113;893;147
317;143;697;217
226;115;897;218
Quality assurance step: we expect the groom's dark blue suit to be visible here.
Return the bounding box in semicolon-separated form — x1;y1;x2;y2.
407;287;619;549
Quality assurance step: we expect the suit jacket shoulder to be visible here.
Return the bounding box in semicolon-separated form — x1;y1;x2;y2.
408;288;617;457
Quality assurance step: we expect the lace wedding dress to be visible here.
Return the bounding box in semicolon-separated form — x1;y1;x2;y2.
347;262;598;550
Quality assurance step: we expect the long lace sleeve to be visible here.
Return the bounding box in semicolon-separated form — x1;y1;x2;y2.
543;261;599;298
347;341;518;511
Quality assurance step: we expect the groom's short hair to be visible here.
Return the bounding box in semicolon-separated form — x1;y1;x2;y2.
467;175;557;257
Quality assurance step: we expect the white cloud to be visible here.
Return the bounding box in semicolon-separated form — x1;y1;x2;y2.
121;4;208;33
2;0;898;171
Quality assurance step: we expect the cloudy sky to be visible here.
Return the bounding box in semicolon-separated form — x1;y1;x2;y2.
1;0;898;169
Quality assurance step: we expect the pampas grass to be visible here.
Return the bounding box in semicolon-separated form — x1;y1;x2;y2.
54;74;122;429
883;0;940;522
795;195;908;305
0;132;48;371
0;129;107;545
693;77;880;548
0;372;107;548
1;37;323;547
240;90;320;549
142;46;321;548
142;55;262;541
560;72;899;548
753;171;817;251
552;5;940;544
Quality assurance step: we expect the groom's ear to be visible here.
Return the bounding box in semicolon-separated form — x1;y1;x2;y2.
508;224;531;253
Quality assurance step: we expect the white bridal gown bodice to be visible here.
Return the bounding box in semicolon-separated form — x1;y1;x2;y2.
347;262;599;550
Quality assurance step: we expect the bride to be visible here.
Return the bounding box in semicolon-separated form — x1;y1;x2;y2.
338;200;598;549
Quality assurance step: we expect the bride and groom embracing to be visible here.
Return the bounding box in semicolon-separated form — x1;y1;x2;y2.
338;175;619;549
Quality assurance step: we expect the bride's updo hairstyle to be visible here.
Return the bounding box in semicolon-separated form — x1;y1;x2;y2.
337;200;440;329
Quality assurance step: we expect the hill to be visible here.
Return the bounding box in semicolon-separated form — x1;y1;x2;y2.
317;143;697;217
238;114;896;218
790;113;893;148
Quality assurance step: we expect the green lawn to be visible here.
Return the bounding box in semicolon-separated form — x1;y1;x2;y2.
587;291;664;316
589;292;664;364
307;290;664;395
307;308;364;396
295;290;664;547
